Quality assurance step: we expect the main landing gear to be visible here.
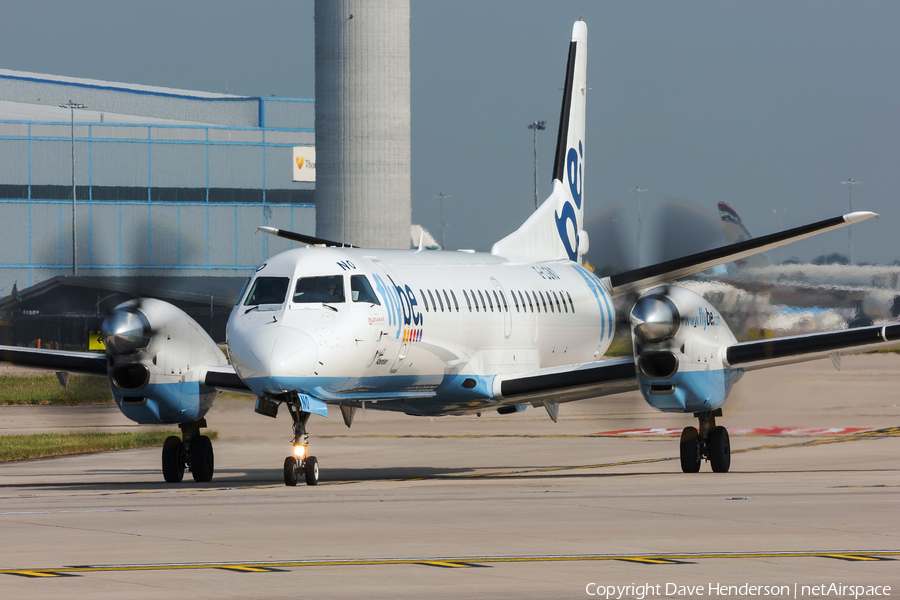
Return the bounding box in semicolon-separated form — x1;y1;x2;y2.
283;400;319;486
679;409;730;473
161;419;215;483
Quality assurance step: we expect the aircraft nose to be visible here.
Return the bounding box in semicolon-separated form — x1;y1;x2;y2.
229;326;318;391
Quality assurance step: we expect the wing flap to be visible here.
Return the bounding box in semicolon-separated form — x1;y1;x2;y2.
725;323;900;371
495;356;638;404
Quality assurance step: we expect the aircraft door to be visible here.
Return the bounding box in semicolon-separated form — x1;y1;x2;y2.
491;278;512;339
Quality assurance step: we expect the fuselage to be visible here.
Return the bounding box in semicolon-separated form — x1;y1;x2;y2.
226;246;615;415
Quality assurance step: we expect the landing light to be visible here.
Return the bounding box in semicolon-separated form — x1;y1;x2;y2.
293;445;307;458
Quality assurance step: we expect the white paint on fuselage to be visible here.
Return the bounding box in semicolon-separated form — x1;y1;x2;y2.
226;246;615;400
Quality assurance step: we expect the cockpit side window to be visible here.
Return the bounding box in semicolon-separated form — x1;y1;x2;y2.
351;275;381;305
293;275;345;303
236;276;252;306
243;277;290;306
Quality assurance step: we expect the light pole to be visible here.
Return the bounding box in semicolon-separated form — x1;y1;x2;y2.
631;187;648;266
435;192;451;249
527;120;546;210
841;178;860;264
60;100;87;276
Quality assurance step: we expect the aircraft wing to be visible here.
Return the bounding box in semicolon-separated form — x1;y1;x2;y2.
725;322;900;371
493;321;900;408
0;344;255;396
203;366;254;395
0;345;107;376
494;356;638;405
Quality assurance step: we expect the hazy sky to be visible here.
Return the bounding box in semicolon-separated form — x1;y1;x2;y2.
2;1;899;264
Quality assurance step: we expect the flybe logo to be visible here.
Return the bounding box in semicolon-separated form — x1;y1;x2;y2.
555;141;583;262
371;273;424;339
683;307;721;330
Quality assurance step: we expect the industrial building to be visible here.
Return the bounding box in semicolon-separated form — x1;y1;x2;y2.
0;69;316;347
0;69;317;289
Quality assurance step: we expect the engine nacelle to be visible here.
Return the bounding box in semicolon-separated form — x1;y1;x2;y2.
630;286;743;413
101;298;228;424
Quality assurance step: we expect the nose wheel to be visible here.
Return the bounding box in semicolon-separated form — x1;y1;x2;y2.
283;399;320;486
283;449;319;486
679;409;730;473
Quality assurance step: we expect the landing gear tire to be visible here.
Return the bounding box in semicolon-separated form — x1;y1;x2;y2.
709;426;731;473
679;427;701;473
191;435;215;483
284;456;300;487
304;456;319;486
162;436;185;483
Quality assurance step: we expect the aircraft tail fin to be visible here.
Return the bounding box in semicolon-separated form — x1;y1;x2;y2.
492;20;588;263
717;201;771;267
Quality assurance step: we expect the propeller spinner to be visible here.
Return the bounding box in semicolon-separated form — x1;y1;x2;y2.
101;305;151;354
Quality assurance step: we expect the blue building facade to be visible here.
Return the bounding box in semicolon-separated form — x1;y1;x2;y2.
0;70;316;297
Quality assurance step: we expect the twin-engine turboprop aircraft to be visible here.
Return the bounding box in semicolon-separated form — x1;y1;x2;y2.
2;20;897;485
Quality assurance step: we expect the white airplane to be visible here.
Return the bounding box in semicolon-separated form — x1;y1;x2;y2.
1;20;896;486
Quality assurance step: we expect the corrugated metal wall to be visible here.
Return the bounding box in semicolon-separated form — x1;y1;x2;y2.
0;119;315;296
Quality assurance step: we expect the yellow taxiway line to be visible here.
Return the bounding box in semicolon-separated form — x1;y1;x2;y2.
2;550;897;577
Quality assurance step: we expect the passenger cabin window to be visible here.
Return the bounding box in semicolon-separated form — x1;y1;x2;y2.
540;291;550;312
436;290;444;312
485;290;494;312
555;290;566;313
532;291;540;312
552;290;562;312
566;291;575;313
244;277;289;306
477;290;486;312
443;290;452;312
463;289;473;312
350;275;380;304
419;289;429;311
450;290;459;312
293;275;345;303
512;291;520;312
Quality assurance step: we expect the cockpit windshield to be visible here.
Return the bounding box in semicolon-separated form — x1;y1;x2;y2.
350;275;381;304
243;277;290;306
293;275;345;303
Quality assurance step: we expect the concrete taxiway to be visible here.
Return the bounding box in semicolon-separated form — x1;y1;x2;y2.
1;355;898;599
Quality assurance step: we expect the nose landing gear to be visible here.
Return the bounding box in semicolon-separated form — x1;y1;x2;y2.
283;401;319;486
679;409;730;473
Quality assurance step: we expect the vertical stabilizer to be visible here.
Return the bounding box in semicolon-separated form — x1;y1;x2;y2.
492;20;588;263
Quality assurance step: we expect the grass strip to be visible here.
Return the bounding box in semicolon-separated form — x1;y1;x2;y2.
0;431;217;462
0;375;114;405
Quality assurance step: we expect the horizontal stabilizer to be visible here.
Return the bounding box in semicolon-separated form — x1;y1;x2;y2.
258;226;357;248
608;211;877;296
